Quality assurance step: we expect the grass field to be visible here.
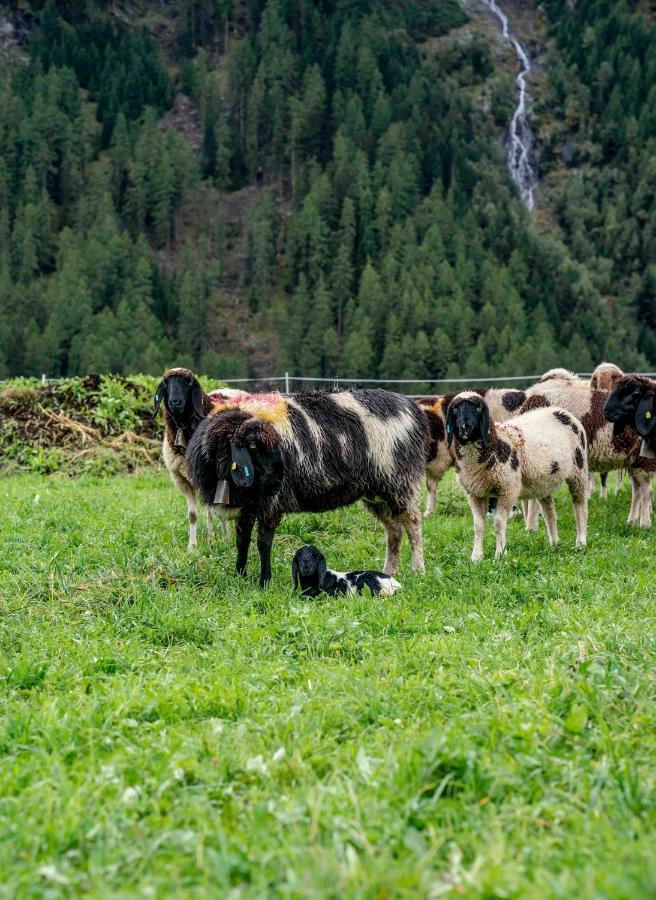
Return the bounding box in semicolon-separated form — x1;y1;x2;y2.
1;470;655;898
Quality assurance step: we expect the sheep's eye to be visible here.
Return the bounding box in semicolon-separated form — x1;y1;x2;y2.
249;441;257;450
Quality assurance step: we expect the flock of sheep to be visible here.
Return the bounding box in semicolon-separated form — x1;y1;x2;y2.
152;363;656;586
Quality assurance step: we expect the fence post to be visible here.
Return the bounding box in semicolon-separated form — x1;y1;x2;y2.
41;374;47;384
285;372;290;393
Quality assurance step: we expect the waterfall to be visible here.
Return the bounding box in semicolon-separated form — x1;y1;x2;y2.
481;0;539;210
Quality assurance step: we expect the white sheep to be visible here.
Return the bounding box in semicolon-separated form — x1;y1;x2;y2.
446;392;589;561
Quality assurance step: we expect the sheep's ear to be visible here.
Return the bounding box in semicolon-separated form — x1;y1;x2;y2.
229;443;255;488
636;395;656;437
317;556;327;585
292;557;299;590
445;406;455;448
191;382;205;418
479;404;491;447
153;379;167;416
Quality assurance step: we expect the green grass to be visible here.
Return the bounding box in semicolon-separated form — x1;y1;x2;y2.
1;471;655;898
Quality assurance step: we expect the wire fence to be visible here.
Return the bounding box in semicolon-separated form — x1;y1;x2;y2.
2;371;656;396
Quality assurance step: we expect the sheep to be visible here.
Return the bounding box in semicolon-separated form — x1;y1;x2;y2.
521;367;655;528
291;545;401;597
446;392;588;561
419;387;527;517
605;375;656;459
153;368;237;550
186;388;429;586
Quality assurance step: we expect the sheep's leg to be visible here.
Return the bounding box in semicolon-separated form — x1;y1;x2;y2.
599;472;608;500
256;521;276;587
567;477;588;548
525;499;540;532
628;475;641;525
235;512;255;576
588;473;596;496
493;497;513;559
615;470;623;493
382;519;404;576
538;496;559;547
468;495;487;562
639;478;653;528
424;473;441;518
400;507;425;574
206;506;215;547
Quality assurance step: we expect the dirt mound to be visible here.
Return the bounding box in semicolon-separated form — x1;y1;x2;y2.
0;375;163;475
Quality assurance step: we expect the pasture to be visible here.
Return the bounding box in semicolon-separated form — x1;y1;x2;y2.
1;470;655;897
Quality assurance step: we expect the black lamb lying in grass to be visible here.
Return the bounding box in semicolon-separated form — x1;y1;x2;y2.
292;545;402;597
186;388;428;586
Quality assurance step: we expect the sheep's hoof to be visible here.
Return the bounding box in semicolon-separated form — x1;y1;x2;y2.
575;540;587;549
411;563;426;575
471;552;483;563
188;543;198;552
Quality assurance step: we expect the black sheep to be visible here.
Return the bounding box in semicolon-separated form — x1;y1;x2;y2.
186;389;429;586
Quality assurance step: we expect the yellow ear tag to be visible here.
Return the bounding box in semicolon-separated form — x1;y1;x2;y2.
646;411;653;420
231;461;237;469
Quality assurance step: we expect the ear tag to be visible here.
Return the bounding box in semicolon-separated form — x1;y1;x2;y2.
174;429;187;449
230;443;255;488
155;394;160;403
214;479;231;504
647;411;653;420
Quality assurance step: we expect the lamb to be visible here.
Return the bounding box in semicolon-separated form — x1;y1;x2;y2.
153;368;238;550
521;366;654;527
446;392;589;561
292;545;402;597
186;388;429;586
419;387;527;517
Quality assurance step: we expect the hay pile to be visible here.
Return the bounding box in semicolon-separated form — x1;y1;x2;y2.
0;375;163;475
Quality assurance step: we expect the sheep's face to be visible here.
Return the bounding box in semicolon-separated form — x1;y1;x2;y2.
446;397;490;448
154;368;204;424
604;377;649;429
292;545;327;596
230;419;285;498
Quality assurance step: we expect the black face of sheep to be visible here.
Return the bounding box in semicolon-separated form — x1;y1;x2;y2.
446;398;490;448
291;545;327;597
153;369;205;426
604;377;650;432
223;420;285;499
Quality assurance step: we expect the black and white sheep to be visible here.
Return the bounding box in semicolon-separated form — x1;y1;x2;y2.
292;545;401;597
446;392;589;561
186;388;429;586
418;387;527;517
521;366;654;527
153;368;238;549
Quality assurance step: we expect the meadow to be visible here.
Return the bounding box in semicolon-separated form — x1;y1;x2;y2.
1;470;655;898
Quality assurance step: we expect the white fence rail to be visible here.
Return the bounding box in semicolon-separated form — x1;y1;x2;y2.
2;371;656;395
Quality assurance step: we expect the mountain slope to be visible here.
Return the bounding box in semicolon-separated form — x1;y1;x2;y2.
0;0;652;382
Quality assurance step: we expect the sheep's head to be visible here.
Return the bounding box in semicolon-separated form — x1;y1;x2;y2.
590;362;624;392
291;545;327;596
604;375;653;431
228;418;285;498
446;392;490;448
154;368;205;425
